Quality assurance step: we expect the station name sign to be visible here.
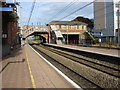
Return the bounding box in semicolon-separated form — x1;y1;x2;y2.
6;0;15;4
0;7;13;11
1;0;15;3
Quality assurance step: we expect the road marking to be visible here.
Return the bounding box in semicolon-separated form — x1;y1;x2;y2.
29;45;82;89
25;48;37;88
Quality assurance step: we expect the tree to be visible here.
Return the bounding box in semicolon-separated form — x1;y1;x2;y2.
2;12;19;23
72;16;94;29
2;2;19;23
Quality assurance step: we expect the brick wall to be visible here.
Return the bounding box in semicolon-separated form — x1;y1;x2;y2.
55;25;87;33
2;12;18;57
2;12;18;45
2;22;18;45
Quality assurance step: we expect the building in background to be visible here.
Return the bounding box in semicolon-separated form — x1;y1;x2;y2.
49;21;88;44
93;0;119;44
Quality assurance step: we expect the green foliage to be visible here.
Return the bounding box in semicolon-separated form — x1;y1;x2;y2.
2;12;19;23
83;32;92;40
94;39;99;43
33;36;40;40
83;32;98;44
1;2;9;7
72;16;94;29
1;2;19;23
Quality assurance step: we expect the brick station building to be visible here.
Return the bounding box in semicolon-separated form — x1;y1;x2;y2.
49;21;88;44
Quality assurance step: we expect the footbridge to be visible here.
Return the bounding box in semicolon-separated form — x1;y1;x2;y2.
22;25;63;44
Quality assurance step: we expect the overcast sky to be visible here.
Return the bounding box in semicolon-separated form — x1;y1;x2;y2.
16;0;95;26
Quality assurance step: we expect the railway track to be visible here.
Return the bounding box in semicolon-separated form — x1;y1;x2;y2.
31;44;119;89
40;44;120;78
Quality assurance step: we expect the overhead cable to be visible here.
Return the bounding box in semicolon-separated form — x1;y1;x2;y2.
27;0;36;28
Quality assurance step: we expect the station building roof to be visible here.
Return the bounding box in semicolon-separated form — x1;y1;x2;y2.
49;21;88;25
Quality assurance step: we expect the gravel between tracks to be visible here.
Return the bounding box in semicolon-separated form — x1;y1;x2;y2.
41;45;120;77
33;45;119;88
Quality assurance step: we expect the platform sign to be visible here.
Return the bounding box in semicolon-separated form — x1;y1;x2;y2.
0;7;13;11
2;33;8;39
91;31;101;35
6;0;16;4
91;31;101;33
91;31;103;36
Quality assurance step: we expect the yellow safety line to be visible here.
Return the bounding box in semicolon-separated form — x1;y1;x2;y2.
25;49;37;88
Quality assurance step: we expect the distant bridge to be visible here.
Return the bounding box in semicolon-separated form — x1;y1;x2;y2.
22;25;63;44
22;25;51;43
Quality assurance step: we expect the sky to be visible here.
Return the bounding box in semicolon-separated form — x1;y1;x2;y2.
15;0;119;26
15;0;96;26
16;0;120;26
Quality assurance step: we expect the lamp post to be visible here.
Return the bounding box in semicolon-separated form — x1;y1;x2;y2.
99;31;103;47
98;24;102;47
67;28;68;44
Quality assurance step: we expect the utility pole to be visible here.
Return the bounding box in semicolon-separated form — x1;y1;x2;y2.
32;22;33;31
117;2;120;47
17;2;23;45
20;5;23;46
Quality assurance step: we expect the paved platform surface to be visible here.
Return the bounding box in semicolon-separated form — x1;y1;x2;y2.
1;46;32;88
1;44;74;88
47;44;120;57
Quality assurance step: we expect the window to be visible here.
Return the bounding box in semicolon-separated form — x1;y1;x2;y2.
77;25;79;29
36;27;38;29
59;25;61;29
82;26;84;30
35;27;38;31
70;25;74;29
69;25;71;29
64;25;67;29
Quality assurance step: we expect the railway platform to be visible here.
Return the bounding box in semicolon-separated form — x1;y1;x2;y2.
46;44;120;57
1;44;75;88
